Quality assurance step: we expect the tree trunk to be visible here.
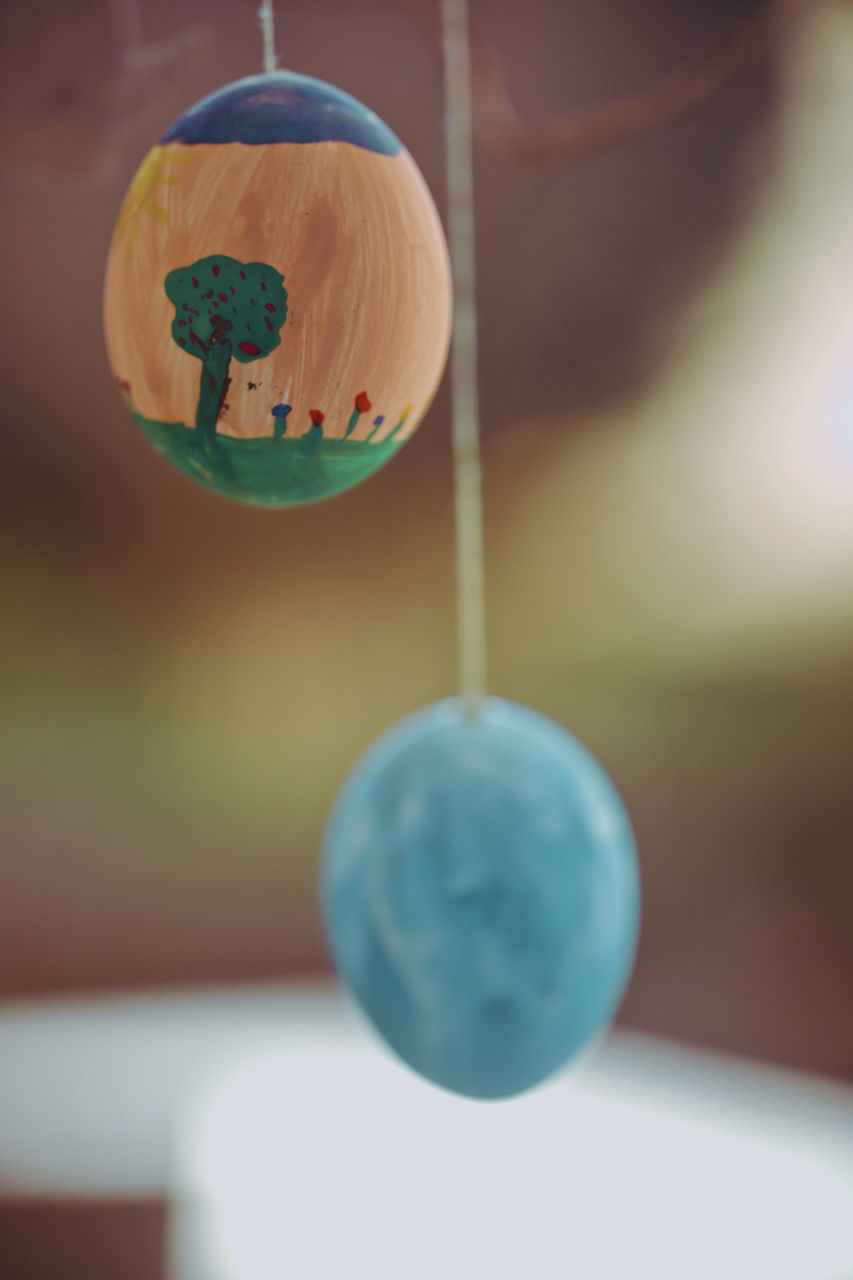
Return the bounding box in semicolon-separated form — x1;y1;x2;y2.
195;339;232;454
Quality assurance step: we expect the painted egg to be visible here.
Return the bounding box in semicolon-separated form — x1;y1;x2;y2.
103;73;452;505
322;698;641;1099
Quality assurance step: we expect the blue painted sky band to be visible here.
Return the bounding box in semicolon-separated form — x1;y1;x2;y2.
161;72;403;156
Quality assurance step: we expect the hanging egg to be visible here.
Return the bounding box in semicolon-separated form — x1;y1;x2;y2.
322;698;641;1100
103;73;452;505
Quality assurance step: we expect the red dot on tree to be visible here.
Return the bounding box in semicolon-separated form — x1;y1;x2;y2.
239;341;261;356
219;293;228;302
309;409;324;425
240;270;246;279
191;277;199;288
212;264;220;276
265;303;276;312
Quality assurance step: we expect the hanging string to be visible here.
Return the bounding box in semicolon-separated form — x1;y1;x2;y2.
442;0;487;717
259;0;277;73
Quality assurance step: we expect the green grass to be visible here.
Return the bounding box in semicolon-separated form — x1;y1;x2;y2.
133;413;405;506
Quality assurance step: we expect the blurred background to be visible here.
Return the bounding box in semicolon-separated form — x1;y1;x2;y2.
1;0;853;1276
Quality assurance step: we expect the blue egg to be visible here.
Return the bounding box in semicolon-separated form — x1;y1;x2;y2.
321;698;641;1100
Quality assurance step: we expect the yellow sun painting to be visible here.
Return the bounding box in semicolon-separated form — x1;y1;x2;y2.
112;147;192;262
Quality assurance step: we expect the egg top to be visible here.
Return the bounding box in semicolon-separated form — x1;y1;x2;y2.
159;71;403;154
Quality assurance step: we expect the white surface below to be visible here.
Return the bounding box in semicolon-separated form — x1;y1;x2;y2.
173;1011;853;1280
0;985;851;1280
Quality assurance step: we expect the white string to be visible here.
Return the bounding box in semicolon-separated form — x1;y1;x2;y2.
259;0;277;74
442;0;487;717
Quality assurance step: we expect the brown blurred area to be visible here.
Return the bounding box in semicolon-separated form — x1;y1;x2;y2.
5;2;853;1276
0;1200;165;1280
1;0;851;1092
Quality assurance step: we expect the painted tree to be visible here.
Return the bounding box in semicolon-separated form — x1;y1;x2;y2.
165;254;287;452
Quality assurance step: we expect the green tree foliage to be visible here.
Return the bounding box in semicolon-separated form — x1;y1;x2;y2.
165;254;287;451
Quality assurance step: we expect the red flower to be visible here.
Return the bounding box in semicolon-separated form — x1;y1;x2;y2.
309;409;325;425
354;390;372;415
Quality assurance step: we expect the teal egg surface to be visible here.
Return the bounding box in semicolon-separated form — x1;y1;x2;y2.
321;698;641;1099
